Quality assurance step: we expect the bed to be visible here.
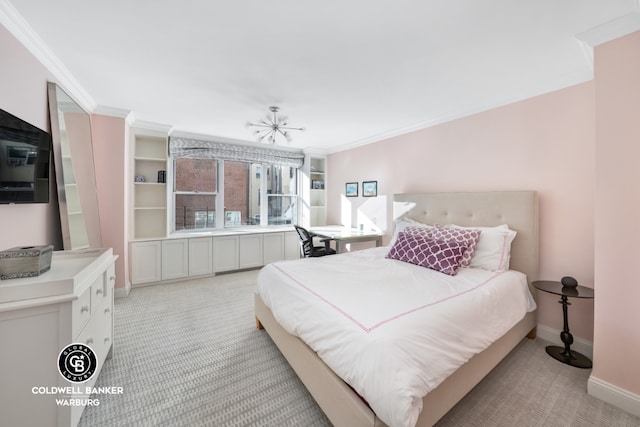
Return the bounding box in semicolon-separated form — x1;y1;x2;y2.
255;191;538;427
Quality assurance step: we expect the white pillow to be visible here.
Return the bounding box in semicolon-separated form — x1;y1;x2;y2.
447;224;516;271
389;217;434;247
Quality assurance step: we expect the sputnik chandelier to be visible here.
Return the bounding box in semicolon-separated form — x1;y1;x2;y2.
247;106;304;144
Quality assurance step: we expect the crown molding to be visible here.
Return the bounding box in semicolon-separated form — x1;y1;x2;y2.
130;120;174;135
302;147;330;156
327;73;591;155
0;0;96;112
576;10;640;48
574;8;640;75
94;105;133;120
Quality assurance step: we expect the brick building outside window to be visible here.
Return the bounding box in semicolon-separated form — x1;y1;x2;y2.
173;158;296;231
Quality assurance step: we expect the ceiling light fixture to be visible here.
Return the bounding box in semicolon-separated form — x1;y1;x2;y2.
247;106;304;144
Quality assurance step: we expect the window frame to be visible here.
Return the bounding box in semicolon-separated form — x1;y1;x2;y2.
170;157;299;233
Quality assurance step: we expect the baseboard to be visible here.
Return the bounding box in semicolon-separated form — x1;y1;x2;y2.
114;281;131;299
536;324;593;359
588;375;640;417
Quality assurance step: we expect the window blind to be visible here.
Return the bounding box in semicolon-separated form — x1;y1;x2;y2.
168;137;304;168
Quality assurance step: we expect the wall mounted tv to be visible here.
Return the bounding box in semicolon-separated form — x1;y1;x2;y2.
0;107;51;203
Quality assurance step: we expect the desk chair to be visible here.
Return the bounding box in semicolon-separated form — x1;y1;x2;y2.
294;225;336;258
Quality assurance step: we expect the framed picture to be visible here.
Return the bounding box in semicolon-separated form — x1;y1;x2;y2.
362;180;377;197
311;179;325;190
345;182;358;197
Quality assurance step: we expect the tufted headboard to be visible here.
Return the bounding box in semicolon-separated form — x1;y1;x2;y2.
393;191;539;285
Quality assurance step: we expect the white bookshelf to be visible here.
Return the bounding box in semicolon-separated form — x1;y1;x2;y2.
132;131;168;240
308;155;326;226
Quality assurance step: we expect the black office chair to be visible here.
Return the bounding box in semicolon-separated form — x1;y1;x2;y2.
294;225;336;258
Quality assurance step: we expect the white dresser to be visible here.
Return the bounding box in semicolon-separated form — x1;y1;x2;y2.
0;248;118;427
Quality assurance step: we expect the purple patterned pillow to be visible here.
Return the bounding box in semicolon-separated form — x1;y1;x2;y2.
430;225;481;267
386;232;468;275
404;225;435;238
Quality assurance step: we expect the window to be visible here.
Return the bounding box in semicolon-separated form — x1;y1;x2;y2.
223;160;256;226
265;164;297;225
173;158;217;231
172;157;298;232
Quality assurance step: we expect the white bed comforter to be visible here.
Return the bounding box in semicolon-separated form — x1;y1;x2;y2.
256;247;536;427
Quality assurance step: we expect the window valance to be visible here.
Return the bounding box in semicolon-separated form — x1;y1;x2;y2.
169;137;304;168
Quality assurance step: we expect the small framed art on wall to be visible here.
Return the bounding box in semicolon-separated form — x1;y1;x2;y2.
345;182;358;197
362;181;377;197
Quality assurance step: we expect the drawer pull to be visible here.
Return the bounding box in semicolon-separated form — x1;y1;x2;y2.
109;276;116;281
96;289;103;295
81;305;89;313
104;308;111;314
86;338;94;344
104;337;111;344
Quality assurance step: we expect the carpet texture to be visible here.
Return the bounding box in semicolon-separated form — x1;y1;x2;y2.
79;270;639;427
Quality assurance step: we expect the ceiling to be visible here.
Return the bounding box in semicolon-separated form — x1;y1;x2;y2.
4;1;638;153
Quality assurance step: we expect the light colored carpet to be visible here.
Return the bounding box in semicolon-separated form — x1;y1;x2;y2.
79;270;639;427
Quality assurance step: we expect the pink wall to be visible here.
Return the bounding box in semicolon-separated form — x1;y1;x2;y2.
328;82;596;341
593;32;640;396
0;26;62;249
91;115;129;290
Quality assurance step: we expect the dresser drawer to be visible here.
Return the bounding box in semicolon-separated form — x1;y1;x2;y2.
106;263;116;295
77;300;112;365
90;275;106;316
72;286;91;337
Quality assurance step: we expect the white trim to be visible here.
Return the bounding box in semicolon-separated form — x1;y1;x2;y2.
576;11;640;48
131;120;173;135
0;0;96;112
536;324;593;359
94;105;133;120
114;281;131;299
576;38;594;70
326;73;591;154
588;375;640;418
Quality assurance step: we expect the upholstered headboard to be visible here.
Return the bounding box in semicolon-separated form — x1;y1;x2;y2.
393;191;539;285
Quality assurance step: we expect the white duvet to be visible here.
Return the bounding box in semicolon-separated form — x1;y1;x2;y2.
256;247;536;427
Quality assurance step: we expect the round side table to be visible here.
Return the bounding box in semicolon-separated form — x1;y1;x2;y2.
532;280;594;369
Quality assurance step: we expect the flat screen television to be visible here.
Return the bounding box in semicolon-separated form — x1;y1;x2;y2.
0;107;51;204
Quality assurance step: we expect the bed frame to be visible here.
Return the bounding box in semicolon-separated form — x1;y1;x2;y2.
255;191;538;427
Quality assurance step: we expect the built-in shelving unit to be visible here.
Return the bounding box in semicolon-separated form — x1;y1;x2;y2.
131;127;169;240
309;156;326;226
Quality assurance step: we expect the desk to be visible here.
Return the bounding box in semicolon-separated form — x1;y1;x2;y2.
532;280;594;369
309;226;384;254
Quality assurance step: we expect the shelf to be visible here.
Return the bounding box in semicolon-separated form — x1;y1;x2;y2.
64;184;82;213
69;213;89;249
132;131;168;240
134;206;167;211
134;156;166;162
62;157;76;184
134;159;167;183
307;155;327;227
135;182;166;208
135;136;167;159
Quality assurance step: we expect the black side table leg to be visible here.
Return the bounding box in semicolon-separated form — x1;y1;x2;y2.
545;295;593;369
